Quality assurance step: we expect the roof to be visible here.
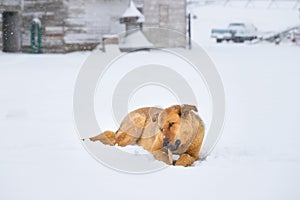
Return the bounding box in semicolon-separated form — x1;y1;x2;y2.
121;1;145;22
119;30;153;50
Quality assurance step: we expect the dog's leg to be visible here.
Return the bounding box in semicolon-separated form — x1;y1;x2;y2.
115;130;140;147
115;111;149;147
150;132;164;152
175;125;204;167
90;131;116;145
149;133;173;165
152;148;173;165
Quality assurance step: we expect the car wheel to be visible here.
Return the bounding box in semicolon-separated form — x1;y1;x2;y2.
234;38;244;43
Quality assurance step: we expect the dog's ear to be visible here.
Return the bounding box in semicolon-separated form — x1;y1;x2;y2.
165;105;181;114
180;104;198;117
165;104;197;117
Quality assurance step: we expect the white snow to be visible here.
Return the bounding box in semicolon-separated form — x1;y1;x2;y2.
1;4;300;200
32;18;41;26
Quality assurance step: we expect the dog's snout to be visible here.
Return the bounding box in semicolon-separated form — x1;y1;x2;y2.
163;139;181;151
163;140;169;147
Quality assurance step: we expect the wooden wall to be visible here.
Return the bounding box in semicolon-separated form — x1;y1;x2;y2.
63;0;127;52
0;0;22;50
0;0;187;53
143;0;187;48
22;0;66;53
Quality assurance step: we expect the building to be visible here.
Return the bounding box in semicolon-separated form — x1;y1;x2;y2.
0;0;187;53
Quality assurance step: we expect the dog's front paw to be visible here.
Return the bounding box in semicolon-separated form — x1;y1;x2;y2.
174;153;196;167
152;148;173;165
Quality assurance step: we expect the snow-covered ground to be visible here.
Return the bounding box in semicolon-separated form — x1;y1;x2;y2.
1;5;300;200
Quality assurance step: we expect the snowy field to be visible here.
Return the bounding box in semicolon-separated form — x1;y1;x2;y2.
1;5;300;200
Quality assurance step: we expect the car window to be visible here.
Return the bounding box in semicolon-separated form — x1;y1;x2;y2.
229;24;245;30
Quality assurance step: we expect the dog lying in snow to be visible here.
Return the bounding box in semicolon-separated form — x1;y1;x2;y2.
90;104;205;166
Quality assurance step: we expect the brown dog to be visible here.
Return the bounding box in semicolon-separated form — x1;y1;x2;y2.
90;104;205;166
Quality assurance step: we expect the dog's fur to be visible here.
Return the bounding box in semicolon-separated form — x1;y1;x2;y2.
90;104;205;166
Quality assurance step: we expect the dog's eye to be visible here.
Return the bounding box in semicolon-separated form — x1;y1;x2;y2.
168;122;175;128
159;127;164;131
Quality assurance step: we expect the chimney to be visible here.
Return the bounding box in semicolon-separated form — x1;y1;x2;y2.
120;0;145;33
